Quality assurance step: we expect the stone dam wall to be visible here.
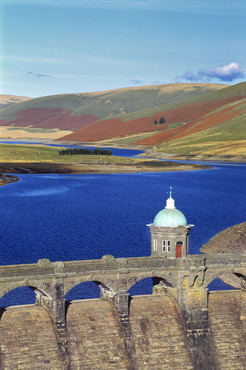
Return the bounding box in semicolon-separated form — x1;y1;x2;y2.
1;291;246;369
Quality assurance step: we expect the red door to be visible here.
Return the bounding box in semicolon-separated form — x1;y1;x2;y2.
176;244;182;258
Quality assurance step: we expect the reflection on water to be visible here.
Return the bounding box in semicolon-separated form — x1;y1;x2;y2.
17;186;70;197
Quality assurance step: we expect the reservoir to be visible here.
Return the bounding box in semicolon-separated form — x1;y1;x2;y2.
0;159;245;303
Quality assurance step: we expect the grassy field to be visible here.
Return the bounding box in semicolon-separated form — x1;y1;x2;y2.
0;143;209;174
0;144;138;164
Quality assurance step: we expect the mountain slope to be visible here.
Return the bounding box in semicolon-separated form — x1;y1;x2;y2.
133;98;246;146
58;83;246;144
0;83;226;131
0;82;245;158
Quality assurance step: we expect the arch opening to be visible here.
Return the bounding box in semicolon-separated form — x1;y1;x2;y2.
128;277;175;297
65;281;101;301
128;277;153;296
206;270;246;291
0;287;36;308
207;277;237;291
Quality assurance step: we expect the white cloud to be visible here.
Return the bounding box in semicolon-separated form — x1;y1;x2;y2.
199;62;245;82
176;62;245;83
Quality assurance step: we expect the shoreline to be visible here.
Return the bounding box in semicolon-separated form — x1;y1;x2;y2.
0;138;245;163
0;161;211;176
138;150;246;163
0;174;19;186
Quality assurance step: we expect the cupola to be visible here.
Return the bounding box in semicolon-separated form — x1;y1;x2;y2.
153;189;187;227
148;187;193;258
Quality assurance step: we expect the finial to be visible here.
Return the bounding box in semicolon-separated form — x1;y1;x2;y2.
169;186;173;198
166;186;173;198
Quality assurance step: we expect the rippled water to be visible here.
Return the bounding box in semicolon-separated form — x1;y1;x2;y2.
0;162;245;305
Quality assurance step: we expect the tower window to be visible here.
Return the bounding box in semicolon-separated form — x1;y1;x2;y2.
167;241;171;252
162;240;170;252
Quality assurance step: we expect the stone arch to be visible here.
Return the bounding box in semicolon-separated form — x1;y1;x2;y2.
204;268;246;289
0;280;53;301
127;271;178;292
64;275;116;297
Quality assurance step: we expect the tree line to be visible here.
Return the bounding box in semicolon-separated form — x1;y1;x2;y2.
58;147;112;156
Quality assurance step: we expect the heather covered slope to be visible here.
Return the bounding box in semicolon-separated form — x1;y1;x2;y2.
61;96;244;143
59;83;246;152
134;98;246;146
1;83;245;159
0;83;225;132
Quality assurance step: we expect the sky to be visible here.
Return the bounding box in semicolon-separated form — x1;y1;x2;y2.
0;0;245;98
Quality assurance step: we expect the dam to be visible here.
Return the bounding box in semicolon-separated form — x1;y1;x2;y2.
0;192;246;369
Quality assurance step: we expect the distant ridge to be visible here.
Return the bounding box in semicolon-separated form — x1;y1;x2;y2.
0;95;32;110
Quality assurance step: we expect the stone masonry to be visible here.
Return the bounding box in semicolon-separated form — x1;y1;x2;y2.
1;253;246;368
1;291;246;369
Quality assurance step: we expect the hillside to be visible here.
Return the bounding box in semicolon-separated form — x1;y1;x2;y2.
61;95;244;142
58;82;246;159
0;83;225;131
0;82;245;158
0;95;32;110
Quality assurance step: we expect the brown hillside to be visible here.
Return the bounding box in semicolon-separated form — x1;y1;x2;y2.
135;99;246;146
59;96;243;142
0;108;99;131
58;117;168;142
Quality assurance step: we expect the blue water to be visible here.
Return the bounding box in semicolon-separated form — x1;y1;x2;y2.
0;162;245;305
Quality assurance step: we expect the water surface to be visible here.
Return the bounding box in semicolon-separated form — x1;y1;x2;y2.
0;162;245;304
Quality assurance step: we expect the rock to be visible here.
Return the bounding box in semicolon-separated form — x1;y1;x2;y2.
200;222;246;255
0;174;19;186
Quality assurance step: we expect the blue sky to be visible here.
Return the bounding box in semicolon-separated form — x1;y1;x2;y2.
1;0;245;97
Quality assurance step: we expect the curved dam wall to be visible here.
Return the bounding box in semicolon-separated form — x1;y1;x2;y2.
1;291;246;369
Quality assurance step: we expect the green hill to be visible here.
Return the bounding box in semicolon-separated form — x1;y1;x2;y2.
0;83;226;122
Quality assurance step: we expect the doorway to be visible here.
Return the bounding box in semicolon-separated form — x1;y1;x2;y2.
176;241;183;258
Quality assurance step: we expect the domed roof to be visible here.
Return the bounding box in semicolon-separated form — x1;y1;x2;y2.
153;189;187;227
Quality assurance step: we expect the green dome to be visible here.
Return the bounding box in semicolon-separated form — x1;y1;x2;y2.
153;208;187;227
153;192;187;227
